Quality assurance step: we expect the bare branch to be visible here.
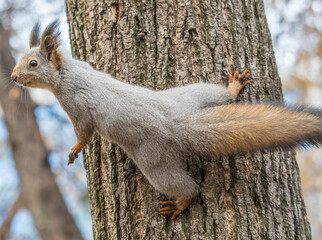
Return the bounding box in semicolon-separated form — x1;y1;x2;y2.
0;194;23;239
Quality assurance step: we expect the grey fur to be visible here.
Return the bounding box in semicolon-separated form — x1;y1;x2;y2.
48;57;322;200
50;58;236;199
11;21;322;204
12;51;322;201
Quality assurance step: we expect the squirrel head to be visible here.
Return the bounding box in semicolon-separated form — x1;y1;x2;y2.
11;20;62;89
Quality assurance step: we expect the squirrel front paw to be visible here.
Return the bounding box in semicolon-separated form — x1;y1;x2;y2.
67;142;83;165
227;69;251;99
68;149;79;165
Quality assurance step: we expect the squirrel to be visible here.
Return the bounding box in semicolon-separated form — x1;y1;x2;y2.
11;20;322;220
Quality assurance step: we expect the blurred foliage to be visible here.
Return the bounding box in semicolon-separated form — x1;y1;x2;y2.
0;1;92;240
265;0;322;238
265;0;321;102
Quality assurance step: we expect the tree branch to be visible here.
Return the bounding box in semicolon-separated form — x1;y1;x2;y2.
0;194;23;239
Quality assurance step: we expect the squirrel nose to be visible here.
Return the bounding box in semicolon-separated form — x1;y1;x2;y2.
11;73;17;82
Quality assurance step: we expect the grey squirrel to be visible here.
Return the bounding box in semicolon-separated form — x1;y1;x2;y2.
11;20;322;220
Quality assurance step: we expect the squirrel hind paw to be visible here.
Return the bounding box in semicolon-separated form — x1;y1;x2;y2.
159;197;194;220
159;201;181;220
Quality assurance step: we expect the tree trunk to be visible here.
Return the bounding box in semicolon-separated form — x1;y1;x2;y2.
0;21;83;240
65;0;311;239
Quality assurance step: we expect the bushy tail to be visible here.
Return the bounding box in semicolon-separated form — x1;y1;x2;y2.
181;104;322;157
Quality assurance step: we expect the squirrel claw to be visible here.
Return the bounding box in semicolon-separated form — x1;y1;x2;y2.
160;206;176;211
160;201;176;206
160;210;175;215
159;197;194;220
171;210;182;220
239;69;250;83
68;149;79;165
67;142;83;166
159;199;190;220
227;69;251;99
159;205;176;215
159;201;177;218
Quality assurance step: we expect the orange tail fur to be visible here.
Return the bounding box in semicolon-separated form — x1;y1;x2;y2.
182;104;322;157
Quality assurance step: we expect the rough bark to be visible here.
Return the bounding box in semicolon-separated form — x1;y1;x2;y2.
0;21;83;240
65;0;311;239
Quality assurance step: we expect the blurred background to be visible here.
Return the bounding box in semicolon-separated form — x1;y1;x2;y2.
0;0;321;239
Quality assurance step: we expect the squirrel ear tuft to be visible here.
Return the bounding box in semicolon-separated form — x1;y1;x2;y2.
40;19;61;60
29;22;40;48
43;35;56;56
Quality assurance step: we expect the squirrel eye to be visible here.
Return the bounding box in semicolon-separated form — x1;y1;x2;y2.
29;60;38;67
